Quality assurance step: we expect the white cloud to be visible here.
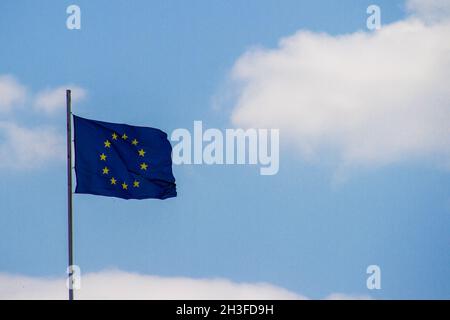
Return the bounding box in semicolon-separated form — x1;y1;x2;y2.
0;270;371;300
228;14;450;169
0;270;306;300
34;85;86;115
0;75;86;169
0;122;65;169
407;0;450;23
0;75;27;113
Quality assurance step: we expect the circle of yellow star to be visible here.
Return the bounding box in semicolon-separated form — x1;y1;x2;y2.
100;153;107;161
110;177;117;185
132;139;138;146
102;167;109;175
104;140;111;148
140;163;148;171
122;133;128;140
133;180;140;188
138;149;146;157
122;182;128;190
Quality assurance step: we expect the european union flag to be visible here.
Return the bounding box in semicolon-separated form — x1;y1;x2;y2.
73;115;177;200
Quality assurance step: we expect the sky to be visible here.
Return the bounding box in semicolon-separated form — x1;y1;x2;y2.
0;0;449;299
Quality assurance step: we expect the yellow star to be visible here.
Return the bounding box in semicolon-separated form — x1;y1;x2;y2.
138;149;146;157
110;177;117;185
133;180;140;188
100;153;107;161
122;133;128;140
140;163;148;171
102;167;109;175
132;139;138;146
122;182;128;190
104;140;111;148
112;133;118;140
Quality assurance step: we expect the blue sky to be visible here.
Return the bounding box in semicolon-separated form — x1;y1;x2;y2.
0;0;449;299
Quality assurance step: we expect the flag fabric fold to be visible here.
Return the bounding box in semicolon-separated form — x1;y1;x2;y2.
73;115;177;200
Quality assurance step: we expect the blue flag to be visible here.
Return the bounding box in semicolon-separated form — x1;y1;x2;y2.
73;115;177;200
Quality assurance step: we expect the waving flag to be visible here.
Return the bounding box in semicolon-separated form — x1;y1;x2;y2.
73;115;176;200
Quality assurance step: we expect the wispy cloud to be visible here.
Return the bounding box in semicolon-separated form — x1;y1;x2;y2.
407;0;450;22
34;85;86;115
0;75;27;113
0;121;65;169
0;75;86;170
226;0;450;170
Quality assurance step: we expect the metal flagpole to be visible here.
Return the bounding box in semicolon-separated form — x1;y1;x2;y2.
66;89;74;301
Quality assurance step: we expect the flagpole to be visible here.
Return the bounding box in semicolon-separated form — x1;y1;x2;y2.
66;89;74;301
